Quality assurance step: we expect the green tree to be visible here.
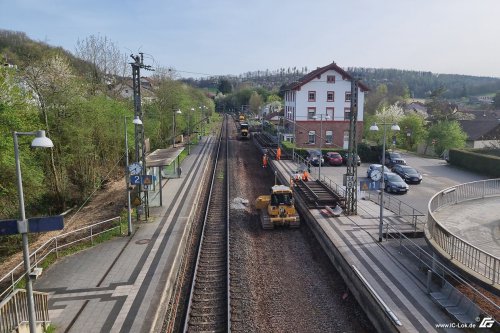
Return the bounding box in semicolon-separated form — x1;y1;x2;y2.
427;121;467;156
217;78;233;94
0;67;46;218
249;91;263;115
396;113;428;150
267;94;281;103
493;91;500;108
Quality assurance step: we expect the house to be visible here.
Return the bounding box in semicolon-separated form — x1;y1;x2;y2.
282;61;369;150
458;110;500;148
111;77;156;103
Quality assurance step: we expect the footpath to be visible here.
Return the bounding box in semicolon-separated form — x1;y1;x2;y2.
34;137;214;333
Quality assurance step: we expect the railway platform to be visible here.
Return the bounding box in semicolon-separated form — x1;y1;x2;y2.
271;158;469;333
33;137;215;332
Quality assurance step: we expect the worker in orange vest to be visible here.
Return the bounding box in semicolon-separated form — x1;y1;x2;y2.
302;170;310;181
276;146;281;161
262;153;268;168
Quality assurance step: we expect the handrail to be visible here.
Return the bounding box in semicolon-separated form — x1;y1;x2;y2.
0;289;50;333
427;179;500;287
0;217;121;301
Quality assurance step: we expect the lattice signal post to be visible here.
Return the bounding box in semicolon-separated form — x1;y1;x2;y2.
345;79;359;215
130;53;153;221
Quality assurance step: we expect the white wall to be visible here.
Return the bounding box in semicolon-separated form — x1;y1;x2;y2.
293;69;364;121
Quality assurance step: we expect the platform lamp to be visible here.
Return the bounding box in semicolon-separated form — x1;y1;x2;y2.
369;122;400;242
313;113;330;180
124;116;143;236
13;130;53;333
173;109;182;148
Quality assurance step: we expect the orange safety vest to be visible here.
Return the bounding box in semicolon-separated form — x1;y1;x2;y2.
263;155;268;167
276;147;281;160
302;171;309;181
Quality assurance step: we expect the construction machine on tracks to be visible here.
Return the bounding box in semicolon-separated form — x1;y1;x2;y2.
255;185;300;229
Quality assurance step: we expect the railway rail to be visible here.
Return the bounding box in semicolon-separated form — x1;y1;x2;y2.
183;116;230;332
294;179;345;209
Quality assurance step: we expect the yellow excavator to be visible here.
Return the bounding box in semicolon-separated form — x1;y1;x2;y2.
255;185;300;229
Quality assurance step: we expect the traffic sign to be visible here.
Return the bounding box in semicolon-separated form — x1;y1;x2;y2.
132;196;142;207
0;219;18;236
28;215;64;233
142;175;153;185
0;215;64;235
130;175;141;185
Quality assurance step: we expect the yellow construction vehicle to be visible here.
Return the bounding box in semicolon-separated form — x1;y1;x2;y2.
255;185;300;229
239;122;249;139
239;114;245;122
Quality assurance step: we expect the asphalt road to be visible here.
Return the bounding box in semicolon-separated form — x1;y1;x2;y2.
312;152;489;214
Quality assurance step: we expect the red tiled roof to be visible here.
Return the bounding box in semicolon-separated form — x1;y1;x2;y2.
285;62;370;92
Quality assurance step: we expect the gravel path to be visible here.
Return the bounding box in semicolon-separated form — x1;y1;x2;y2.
229;125;374;333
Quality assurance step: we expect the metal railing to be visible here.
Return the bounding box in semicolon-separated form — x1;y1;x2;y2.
427;179;500;286
0;289;50;333
0;216;121;301
364;190;427;231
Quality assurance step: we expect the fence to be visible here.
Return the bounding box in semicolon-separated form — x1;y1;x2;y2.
427;179;500;286
0;289;50;333
0;216;121;302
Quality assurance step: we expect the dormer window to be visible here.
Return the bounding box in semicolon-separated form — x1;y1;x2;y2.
327;75;335;83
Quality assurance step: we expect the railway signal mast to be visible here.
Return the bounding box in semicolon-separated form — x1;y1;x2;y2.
345;79;359;215
130;53;153;221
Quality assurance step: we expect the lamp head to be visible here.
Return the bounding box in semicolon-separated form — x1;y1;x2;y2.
369;124;379;131
176;109;182;114
391;124;401;131
31;130;53;148
133;116;143;125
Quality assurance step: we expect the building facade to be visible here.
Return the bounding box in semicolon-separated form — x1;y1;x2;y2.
283;62;368;150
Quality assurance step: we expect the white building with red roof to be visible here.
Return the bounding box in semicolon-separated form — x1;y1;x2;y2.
283;62;369;149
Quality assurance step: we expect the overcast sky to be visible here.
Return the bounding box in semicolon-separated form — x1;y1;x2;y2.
2;0;499;78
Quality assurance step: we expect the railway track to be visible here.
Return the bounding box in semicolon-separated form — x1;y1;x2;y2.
183;116;230;332
294;179;345;208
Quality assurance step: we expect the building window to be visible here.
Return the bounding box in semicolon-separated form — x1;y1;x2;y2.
345;92;352;102
327;75;335;83
327;91;334;102
325;130;333;144
326;107;334;120
308;91;316;102
344;108;351;120
308;131;316;144
307;107;316;120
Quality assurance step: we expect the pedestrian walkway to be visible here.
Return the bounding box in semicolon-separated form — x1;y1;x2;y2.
34;137;215;332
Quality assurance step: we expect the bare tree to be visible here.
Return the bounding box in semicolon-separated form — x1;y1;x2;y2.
75;34;128;94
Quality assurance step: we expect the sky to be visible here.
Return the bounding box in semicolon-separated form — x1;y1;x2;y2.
1;0;500;79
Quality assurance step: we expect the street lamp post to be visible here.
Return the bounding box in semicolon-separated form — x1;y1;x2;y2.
124;116;143;236
13;130;53;333
370;122;400;242
313;114;330;180
188;108;194;154
173;109;182;148
199;105;206;136
287;111;296;161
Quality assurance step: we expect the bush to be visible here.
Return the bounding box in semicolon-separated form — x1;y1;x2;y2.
450;149;500;177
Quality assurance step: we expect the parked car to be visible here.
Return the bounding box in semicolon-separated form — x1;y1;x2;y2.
340;152;361;166
392;165;422;184
367;164;383;178
383;172;409;194
324;152;343;166
305;149;324;166
382;151;407;167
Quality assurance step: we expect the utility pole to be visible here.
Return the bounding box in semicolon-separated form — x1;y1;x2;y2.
130;53;153;221
345;79;359;215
